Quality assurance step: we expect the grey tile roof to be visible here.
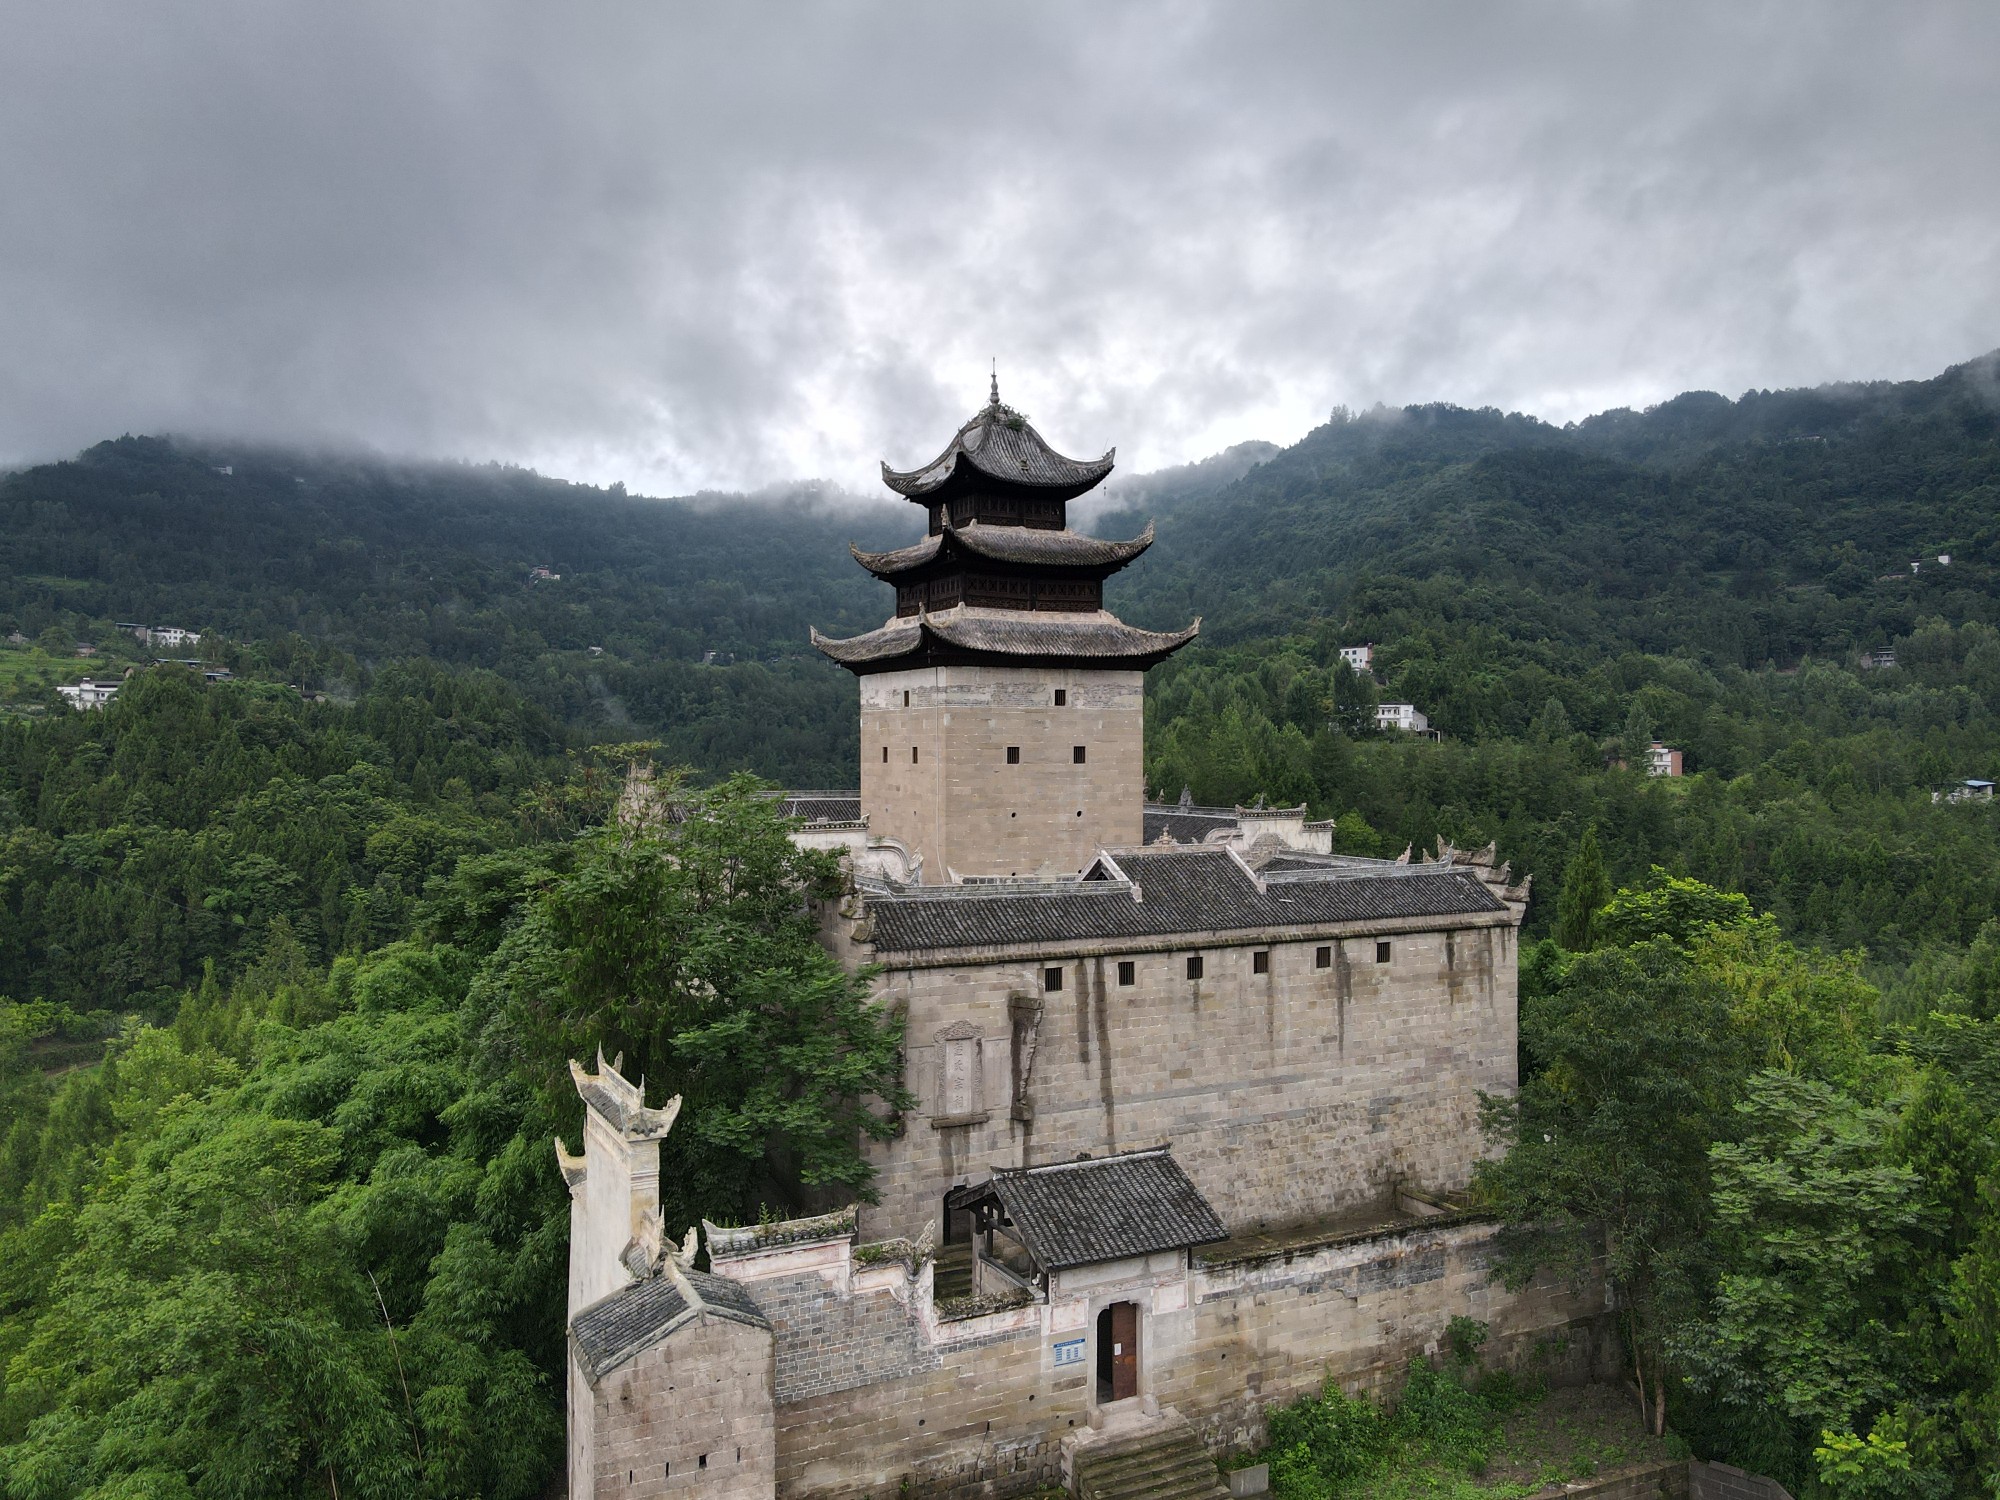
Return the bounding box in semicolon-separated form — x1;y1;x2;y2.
689;1269;769;1326
779;791;862;823
1141;807;1242;845
951;1147;1228;1270
882;399;1114;499
812;608;1198;673
863;845;1504;954
851;522;1154;578
569;1269;768;1380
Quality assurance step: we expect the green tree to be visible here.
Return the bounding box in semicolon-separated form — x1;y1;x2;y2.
1597;870;1755;950
1814;1413;1940;1500
478;773;911;1227
1555;826;1610;951
1679;1073;1924;1440
1477;939;1745;1435
1621;700;1654;770
0;1114;418;1498
1945;1170;2000;1489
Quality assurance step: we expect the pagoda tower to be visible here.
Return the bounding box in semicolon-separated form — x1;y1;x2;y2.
813;378;1197;882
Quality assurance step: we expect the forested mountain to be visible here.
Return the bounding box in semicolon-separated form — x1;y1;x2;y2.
1104;351;2000;961
0;436;901;785
1104;352;2000;663
2;353;2000;1496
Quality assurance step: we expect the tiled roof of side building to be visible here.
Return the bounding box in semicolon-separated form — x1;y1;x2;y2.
569;1268;768;1380
1141;805;1243;844
862;845;1505;954
779;791;862;823
948;1146;1227;1270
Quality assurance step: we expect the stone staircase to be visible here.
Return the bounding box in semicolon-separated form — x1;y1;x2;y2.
1071;1412;1231;1500
932;1242;974;1302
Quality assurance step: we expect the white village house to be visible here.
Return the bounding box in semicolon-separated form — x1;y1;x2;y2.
57;678;120;710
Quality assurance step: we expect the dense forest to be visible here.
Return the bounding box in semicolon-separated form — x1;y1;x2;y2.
0;438;890;786
1;349;1998;1496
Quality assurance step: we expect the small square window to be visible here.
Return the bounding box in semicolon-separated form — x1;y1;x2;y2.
1253;950;1270;974
698;1455;708;1471
1073;745;1087;764
1007;746;1021;764
1315;945;1332;969
1045;966;1063;992
1376;941;1392;964
1054;688;1068;706
1117;960;1135;986
1186;955;1204;980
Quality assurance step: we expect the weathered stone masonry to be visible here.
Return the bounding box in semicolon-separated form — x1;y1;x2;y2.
719;1205;1601;1500
562;386;1606;1500
854;905;1517;1242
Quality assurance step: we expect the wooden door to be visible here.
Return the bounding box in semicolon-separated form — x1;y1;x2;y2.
1108;1301;1139;1401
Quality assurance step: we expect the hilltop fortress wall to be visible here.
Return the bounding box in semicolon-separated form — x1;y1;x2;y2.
696;1210;1606;1500
564;387;1610;1500
849;911;1518;1245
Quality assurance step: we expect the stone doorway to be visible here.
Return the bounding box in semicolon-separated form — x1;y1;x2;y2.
942;1188;972;1244
1095;1301;1140;1404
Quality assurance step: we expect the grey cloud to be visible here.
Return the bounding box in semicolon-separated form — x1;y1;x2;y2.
1;1;1995;494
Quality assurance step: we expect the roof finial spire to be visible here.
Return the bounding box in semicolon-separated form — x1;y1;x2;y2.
989;359;999;408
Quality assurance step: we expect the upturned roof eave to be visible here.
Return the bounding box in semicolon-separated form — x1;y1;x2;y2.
848;520;1155;581
880;404;1117;501
879;449;1117;504
809;611;1198;675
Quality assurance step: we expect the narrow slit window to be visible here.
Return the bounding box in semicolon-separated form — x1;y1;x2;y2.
903;689;910;706
1315;945;1332;969
882;746;888;762
1117;960;1135;986
699;1455;708;1470
1253;950;1270;974
1073;745;1086;764
1044;966;1063;992
912;746;919;764
1186;955;1204;980
1376;941;1392;964
1054;688;1067;706
1007;746;1021;764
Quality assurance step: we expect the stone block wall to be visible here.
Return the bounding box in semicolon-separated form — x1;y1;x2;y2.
587;1316;776;1500
859;665;1144;882
1169;1219;1610;1454
777;1314;1064;1500
866;920;1518;1245
737;1215;1601;1500
1554;1463;1691;1500
1689;1461;1797;1500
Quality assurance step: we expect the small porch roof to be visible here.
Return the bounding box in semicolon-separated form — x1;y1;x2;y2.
946;1146;1228;1271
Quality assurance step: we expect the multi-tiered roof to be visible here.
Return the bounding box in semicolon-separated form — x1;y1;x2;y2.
812;379;1198;673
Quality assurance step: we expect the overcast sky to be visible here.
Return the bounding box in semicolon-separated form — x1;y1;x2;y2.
2;3;1995;496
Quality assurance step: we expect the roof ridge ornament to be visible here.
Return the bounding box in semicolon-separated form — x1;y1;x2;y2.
990;359;999;408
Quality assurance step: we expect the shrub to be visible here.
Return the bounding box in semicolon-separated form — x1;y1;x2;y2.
1267;1379;1392;1498
1395;1357;1495;1472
